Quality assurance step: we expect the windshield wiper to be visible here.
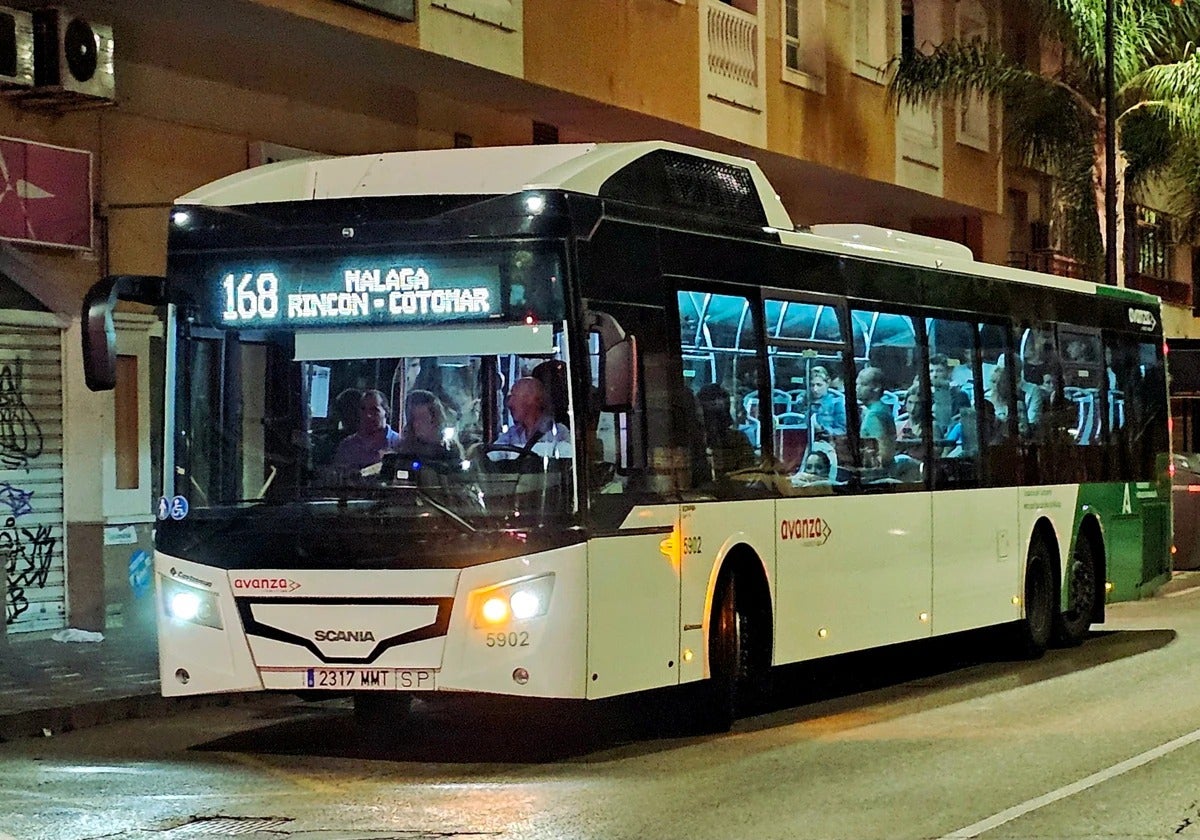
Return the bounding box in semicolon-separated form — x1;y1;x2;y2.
367;483;478;534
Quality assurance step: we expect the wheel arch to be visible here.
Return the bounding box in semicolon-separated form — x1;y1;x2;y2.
703;541;773;676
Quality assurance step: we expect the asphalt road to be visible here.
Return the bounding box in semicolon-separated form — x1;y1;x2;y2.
4;586;1200;840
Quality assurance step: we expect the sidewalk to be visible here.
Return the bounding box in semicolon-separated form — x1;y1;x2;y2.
0;621;249;743
3;570;1200;744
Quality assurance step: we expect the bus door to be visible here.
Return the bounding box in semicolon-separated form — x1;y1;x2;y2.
674;288;775;684
928;318;1021;634
583;301;684;699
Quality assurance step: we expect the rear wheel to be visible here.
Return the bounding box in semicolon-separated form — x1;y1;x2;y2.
1016;535;1056;658
1055;534;1098;647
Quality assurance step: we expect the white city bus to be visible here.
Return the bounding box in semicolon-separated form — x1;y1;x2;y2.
82;142;1171;732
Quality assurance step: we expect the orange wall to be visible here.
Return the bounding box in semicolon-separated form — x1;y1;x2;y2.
524;0;700;128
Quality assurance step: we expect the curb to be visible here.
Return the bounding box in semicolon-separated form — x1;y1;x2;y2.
0;691;261;743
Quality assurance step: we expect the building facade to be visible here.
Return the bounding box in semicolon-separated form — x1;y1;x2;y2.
0;0;1192;636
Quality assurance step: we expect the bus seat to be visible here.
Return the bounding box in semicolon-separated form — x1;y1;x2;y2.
531;359;570;426
776;424;808;467
772;389;791;415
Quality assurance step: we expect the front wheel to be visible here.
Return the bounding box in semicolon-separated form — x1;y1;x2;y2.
696;572;766;733
1015;535;1056;658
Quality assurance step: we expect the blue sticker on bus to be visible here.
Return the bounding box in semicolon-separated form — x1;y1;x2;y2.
169;496;189;520
156;496;170;521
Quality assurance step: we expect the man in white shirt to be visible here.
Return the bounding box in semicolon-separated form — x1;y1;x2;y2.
491;377;572;459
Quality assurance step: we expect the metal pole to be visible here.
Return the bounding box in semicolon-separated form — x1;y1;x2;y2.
1105;0;1118;286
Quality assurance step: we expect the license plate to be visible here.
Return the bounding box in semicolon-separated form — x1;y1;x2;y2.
304;668;436;691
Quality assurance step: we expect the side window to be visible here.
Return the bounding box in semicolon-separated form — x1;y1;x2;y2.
1022;323;1085;483
926;317;980;487
1060;328;1106;481
978;323;1021;486
677;291;766;498
1106;333;1168;480
585;301;692;524
765;297;849;494
851;308;924;487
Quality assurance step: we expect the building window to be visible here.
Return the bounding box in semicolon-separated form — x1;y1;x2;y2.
1130;205;1174;281
782;0;826;92
956;0;990;150
114;355;139;490
852;0;889;83
103;314;157;522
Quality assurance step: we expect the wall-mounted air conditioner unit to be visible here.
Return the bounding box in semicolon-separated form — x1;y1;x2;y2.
32;8;114;102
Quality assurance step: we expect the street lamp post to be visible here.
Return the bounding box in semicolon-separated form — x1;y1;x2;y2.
1105;0;1117;286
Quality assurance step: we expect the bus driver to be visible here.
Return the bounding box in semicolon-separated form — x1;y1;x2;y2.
491;377;572;459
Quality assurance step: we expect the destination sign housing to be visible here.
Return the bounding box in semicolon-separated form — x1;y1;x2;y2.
214;259;503;328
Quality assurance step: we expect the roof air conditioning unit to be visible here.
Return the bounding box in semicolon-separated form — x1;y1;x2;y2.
32;9;114;101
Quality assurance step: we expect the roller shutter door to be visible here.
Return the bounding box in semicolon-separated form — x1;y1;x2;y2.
1;323;65;634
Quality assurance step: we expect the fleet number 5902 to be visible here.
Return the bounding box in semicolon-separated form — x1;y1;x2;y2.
485;631;529;648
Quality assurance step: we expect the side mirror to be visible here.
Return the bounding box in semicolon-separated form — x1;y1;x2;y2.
585;310;639;412
82;275;166;391
603;336;639;411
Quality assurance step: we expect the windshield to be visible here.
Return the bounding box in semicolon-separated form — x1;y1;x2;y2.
169;243;577;534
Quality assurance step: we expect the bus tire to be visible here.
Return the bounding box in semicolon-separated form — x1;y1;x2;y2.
698;568;764;733
1055;531;1098;647
353;692;412;740
1016;534;1056;658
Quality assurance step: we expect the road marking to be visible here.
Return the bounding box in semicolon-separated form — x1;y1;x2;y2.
938;726;1200;839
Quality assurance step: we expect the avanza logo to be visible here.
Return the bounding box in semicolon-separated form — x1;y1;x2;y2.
314;629;376;642
780;517;832;546
232;577;300;592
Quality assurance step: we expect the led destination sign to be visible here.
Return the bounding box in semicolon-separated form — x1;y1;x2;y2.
215;260;502;328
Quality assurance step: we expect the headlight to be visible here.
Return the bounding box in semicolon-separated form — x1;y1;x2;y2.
472;574;554;628
160;577;223;629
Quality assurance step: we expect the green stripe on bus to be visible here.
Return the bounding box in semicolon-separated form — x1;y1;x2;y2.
1094;285;1158;304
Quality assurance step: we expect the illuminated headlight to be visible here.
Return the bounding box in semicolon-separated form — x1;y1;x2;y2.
472;574;554;628
160;577;223;629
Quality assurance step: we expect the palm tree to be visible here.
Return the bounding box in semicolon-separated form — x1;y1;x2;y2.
888;0;1200;286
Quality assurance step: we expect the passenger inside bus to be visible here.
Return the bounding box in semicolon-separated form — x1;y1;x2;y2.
807;365;847;438
397;389;464;462
791;443;835;487
697;383;758;479
929;353;971;437
490;376;572;459
333;389;401;472
856;366;896;473
896;385;926;443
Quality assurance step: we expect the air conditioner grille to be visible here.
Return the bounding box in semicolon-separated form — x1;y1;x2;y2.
599;150;768;228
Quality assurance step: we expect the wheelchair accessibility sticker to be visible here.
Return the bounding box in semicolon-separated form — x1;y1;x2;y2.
157;496;190;521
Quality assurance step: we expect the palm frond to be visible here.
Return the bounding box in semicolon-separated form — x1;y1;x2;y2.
888;39;1058;111
1124;53;1200;138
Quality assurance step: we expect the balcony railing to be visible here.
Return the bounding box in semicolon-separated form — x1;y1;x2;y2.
1127;272;1192;308
702;0;763;113
1007;249;1086;280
